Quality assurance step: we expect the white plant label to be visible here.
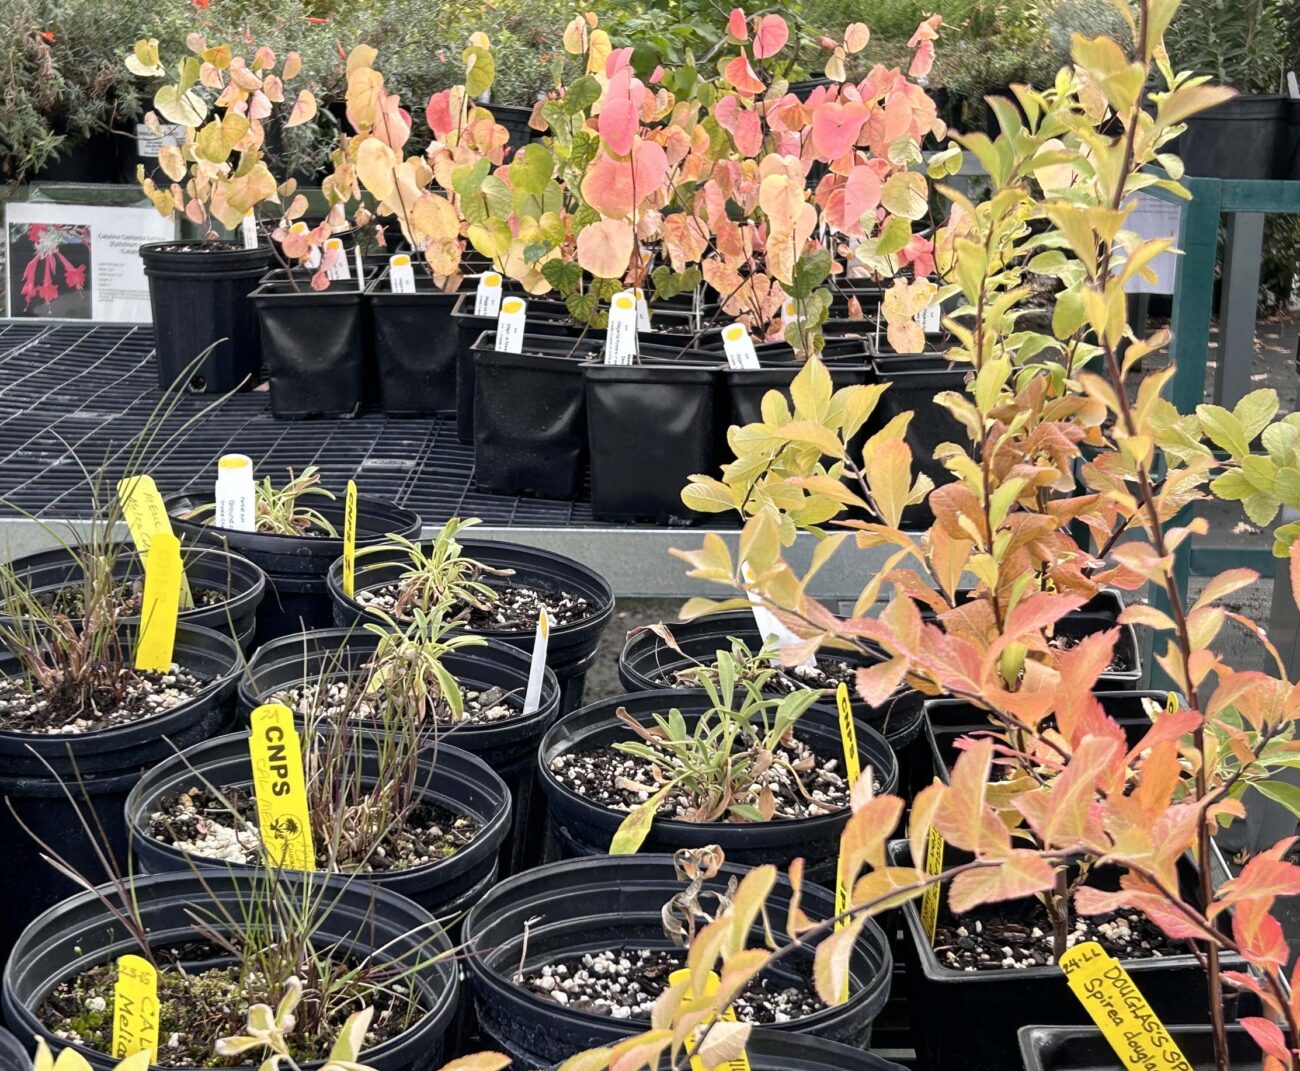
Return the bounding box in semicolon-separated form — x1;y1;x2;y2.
496;296;527;354
783;294;805;327
325;238;350;281
605;290;638;365
721;322;760;370
523;611;552;714
633;288;652;332
914;302;941;333
241;214;258;250
354;246;365;286
389;254;416;294
475;272;503;316
135;122;184;158
214;454;256;532
288;223;320;270
742;562;816;669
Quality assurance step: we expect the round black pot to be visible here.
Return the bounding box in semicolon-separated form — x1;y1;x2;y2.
617;610;923;766
326;535;614;716
367;272;459;415
539;688;899;883
165;491;421;646
0;1029;26;1071
126;731;510;921
472;330;604;499
140;242;267;394
0;622;240;957
237;627;560;876
0;542;266;652
888;840;1239;1071
464;854;893;1066
252;271;374;418
584;358;721;524
1171;94;1288;180
491;102;543;150
2;871;459;1071
868;354;969;529
1020;1024;1259;1071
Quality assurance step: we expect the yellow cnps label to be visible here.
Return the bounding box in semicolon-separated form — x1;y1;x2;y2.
1165;691;1178;715
836;683;860;787
502;297;525;314
1060;941;1192;1071
920;823;944;943
117;474;192;609
483;272;502;287
134;531;182;673
667;969;753;1071
112;954;159;1062
342;479;358;598
724;324;745;342
249;704;316;871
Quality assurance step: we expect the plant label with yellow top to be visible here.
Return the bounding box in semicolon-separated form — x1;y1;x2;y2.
475;271;503;316
241;213;258;250
605;290;638;365
389;254;416;293
215;454;256;532
920;823;944;943
633;287;652;332
325;237;350;281
290;222;320;269
667;968;753;1071
496;296;527;354
720;322;760;370
249;704;316;871
342;480;357;597
134;531;182;673
524;610;551;714
118;474;193;609
1059;941;1192;1071
112;953;159;1062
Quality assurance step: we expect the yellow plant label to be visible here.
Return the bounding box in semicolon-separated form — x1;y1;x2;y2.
1165;691;1178;715
134;532;182;673
342;479;357;597
1059;941;1192;1071
920;823;945;944
112;954;159;1062
249;704;315;871
667;969;753;1071
836;682;861;788
117;474;192;609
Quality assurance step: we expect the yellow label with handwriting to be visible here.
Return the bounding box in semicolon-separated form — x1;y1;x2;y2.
133;532;182;672
117;475;192;609
249;704;315;871
1165;691;1178;715
668;969;752;1071
920;823;944;944
1060;941;1192;1071
342;479;357;597
112;954;159;1062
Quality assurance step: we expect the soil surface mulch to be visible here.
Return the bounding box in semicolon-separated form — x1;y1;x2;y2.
521;946;822;1024
356;582;593;631
148;784;480;872
273;678;520;726
0;664;209;734
38;948;414;1068
550;734;872;820
662;655;858;695
36;584;226;617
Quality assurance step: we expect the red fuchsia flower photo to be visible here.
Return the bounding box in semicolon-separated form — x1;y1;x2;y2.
13;223;90;315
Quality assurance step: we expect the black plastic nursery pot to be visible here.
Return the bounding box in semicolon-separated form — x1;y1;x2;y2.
708;1029;906;1071
1285;98;1300;180
327;535;614;716
617;610;924;764
868;354;968;530
140;241;267;394
237;627;560;876
1;870;459;1071
367;270;460;415
1020;1024;1260;1071
463;854;893;1065
0;1029;25;1071
1171;94;1288;180
252;272;373;418
0;622;240;957
0;542;266;652
584;356;721;524
723;349;871;428
539;688;898;883
889;840;1237;1071
492;102;543;150
126;731;510;921
472;331;604;499
166;491;420;646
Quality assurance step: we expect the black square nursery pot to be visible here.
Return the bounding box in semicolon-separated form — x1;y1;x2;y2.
367;269;460;415
1020;1024;1263;1071
252;270;374;418
584;348;722;524
472;330;603;499
140;241;268;394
